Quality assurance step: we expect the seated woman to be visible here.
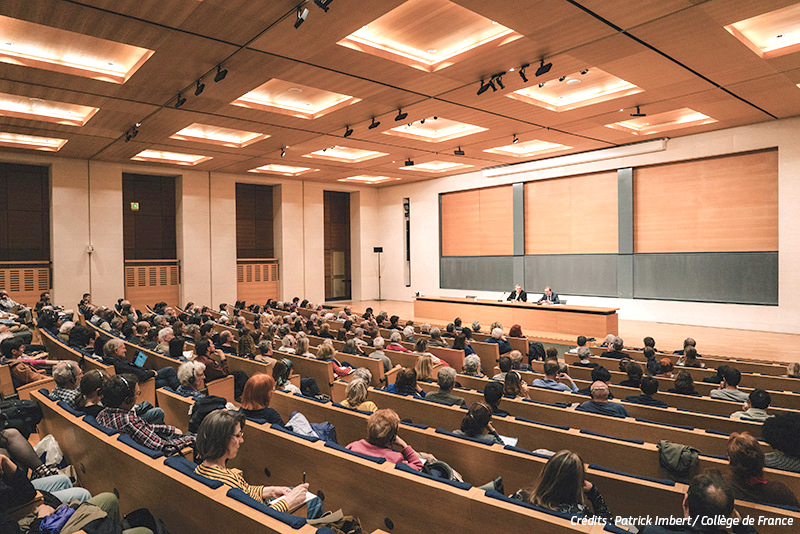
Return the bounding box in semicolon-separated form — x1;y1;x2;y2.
176;361;207;400
295;335;315;358
414;353;436;382
346;409;423;470
656;358;674;379
315;343;352;377
676;347;706;368
667;370;700;396
461;354;484;377
0;337;50;387
195;410;315;517
503;371;530;400
618;361;643;388
452;333;475;356
97;374;195;454
340;339;362;356
340;378;378;412
484;382;510;417
725;432;799;507
453;403;503;444
239;374;284;425
385;368;425;399
762;413;800;472
272;358;301;395
512;450;612;523
508;324;524;338
236;327;257;359
75;369;108;417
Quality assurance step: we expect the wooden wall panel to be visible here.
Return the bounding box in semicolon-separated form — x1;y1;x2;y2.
633;150;778;253
236;183;274;259
524;172;618;254
441;185;513;257
122;173;177;260
0;163;49;262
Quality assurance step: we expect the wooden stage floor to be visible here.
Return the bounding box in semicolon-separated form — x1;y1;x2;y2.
330;299;800;365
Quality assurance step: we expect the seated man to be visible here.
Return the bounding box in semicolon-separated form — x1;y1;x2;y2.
0;289;33;325
572;346;597;368
600;336;626;359
576;366;613;398
492;356;512;382
508;349;531;371
506;284;527;302
575;381;630;418
102;338;179;391
218;330;236;354
624;376;668;408
484;381;509;416
639;471;756;534
425;367;466;406
50;360;82;407
427;327;449;348
536;286;559;305
385;331;410;352
154;326;174;355
97;374;195;454
175;360;207;400
531;361;578;393
567;335;588;355
484;327;512;355
710;366;749;402
672;337;697;356
731;388;773;421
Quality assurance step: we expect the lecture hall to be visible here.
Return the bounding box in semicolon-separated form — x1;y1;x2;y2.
1;1;800;533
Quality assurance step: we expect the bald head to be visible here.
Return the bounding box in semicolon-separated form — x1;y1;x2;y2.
590;380;609;402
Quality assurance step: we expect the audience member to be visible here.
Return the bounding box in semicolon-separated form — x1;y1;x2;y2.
452;332;475;356
192;338;248;401
573;347;597;368
316;343;353;377
702;364;729;385
485;327;512;355
341;378;378;412
624;376;667;408
75;369;108;417
347;409;423;470
1;337;49;386
512;450;612;523
762;413;800;472
643;347;660;376
668;370;700;396
532;361;578;393
503;371;530;400
600;337;626;359
386;331;410;352
239;374;284;425
50;360;82;406
731;389;773;421
453;403;502;444
673;337;697;356
725;432;799;507
567;335;588;355
710;367;748;402
576;366;613;398
175;360;207;400
576;382;629;418
492;356;512;382
102;337;179;390
618;361;642;387
425;367;466;406
656;358;674;379
386;368;425;398
462;354;484;377
676;347;705;368
483;381;509;417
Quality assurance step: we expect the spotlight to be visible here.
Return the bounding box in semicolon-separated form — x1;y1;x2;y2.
630;106;646;117
395;109;408;121
131;127;138;139
477;79;490;95
581;69;589;75
175;93;186;108
125;131;132;142
419;119;425;124
535;59;552;77
368;117;380;129
294;7;309;28
280;147;286;157
214;65;228;82
314;0;333;11
538;82;545;88
518;64;529;83
512;135;519;144
494;74;505;90
344;126;353;138
194;79;205;96
404;158;414;166
558;76;566;82
454;147;465;156
433;116;438;120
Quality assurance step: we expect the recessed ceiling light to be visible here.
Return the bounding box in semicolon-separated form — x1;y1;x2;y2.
231;79;360;119
0;132;68;151
337;0;522;72
0;15;154;83
566;79;580;85
169;123;269;148
398;160;473;173
0;92;99;126
725;4;800;59
131;149;212;166
484;139;571;157
384;117;486;143
507;68;642;112
605;108;717;136
303;145;388;163
248;164;318;176
337;175;400;184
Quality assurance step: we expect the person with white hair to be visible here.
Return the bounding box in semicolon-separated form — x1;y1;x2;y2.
50;360;82;407
484;327;512;355
386;331;410;353
368;336;393;372
425;367;465;406
462;354;484;377
402;326;415;343
155;326;174;355
57;321;75;343
176;360;207;400
471;320;481;333
427;327;449;348
278;334;296;354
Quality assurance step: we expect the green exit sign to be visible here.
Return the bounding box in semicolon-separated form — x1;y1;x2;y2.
130;202;140;211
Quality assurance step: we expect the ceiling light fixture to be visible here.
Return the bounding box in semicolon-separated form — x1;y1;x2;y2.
214;65;228;82
477;79;494;95
512;134;519;144
518;64;529;83
175;93;186;108
313;0;333;11
454;147;465;156
535;59;552;77
194;79;205;96
558;76;566;82
343;126;353;138
580;69;589;75
493;73;505;90
630;105;646;117
295;7;309;29
538;82;545;88
395;109;408;121
404;158;414;166
280;147;286;157
368;117;380;129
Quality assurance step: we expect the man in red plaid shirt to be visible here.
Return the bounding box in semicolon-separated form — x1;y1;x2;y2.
97;374;194;454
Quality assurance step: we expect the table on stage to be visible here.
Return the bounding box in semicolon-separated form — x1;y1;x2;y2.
413;296;618;338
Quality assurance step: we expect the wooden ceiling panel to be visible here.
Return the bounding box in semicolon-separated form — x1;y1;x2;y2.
572;0;695;30
722;74;800;119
